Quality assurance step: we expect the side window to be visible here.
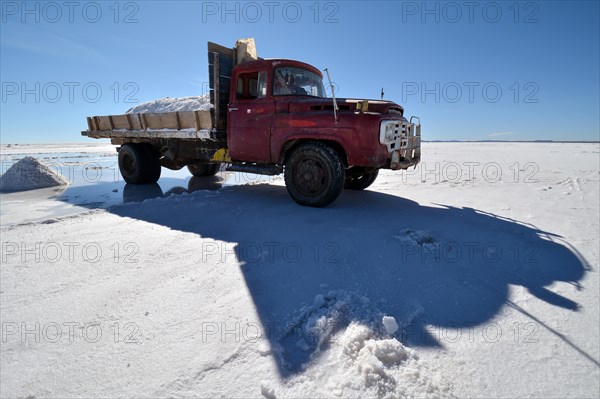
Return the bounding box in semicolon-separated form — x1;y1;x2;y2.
248;79;258;98
236;72;259;100
237;77;244;97
257;71;268;98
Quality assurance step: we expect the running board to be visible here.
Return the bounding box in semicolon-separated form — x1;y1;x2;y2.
226;163;283;175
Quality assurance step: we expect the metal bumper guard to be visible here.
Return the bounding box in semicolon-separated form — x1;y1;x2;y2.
390;116;421;170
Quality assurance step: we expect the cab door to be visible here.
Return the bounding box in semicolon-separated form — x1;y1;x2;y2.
227;70;274;163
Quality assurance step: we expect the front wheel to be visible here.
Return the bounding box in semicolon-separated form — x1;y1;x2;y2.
187;163;220;177
344;169;379;190
284;142;345;207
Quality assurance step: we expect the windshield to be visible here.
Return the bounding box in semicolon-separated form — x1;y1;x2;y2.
273;67;326;97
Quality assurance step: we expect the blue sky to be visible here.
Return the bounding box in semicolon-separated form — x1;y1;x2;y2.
1;0;598;143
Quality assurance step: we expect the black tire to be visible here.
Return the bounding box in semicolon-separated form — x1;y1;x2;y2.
284;142;345;207
187;163;220;177
118;143;161;184
344;169;379;190
118;144;145;184
140;144;162;183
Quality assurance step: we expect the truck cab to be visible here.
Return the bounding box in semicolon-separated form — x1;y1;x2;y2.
225;58;421;206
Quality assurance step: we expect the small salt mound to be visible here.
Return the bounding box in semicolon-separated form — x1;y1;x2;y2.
0;157;68;192
281;291;452;397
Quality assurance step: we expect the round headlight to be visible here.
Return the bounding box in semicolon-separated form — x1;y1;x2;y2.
385;124;396;141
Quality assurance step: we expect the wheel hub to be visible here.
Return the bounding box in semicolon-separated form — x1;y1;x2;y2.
294;159;326;195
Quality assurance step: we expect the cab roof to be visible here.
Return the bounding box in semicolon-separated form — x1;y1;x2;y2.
234;58;323;77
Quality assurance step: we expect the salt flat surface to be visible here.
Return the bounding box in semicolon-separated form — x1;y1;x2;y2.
1;142;598;398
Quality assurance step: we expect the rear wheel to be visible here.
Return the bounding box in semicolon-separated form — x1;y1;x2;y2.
284;142;344;207
118;144;161;184
187;163;220;177
344;169;379;190
140;144;162;183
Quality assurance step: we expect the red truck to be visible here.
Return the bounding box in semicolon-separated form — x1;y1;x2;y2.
83;40;421;207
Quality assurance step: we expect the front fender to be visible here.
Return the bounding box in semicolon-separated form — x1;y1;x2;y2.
271;113;388;167
274;129;353;164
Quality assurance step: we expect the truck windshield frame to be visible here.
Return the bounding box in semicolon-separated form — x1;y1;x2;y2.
273;67;326;98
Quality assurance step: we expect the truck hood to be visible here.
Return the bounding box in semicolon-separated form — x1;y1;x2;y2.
285;97;404;116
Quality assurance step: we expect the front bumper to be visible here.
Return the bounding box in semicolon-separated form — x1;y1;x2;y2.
380;117;421;170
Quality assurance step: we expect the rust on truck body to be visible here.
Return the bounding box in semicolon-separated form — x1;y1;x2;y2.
227;58;419;169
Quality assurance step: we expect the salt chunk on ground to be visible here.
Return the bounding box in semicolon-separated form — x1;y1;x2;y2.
382;315;399;335
260;382;276;399
257;341;272;356
0;157;68;192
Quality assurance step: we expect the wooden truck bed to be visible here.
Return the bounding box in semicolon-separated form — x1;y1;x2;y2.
82;110;214;140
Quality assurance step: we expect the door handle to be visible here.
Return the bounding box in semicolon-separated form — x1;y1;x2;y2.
228;107;239;111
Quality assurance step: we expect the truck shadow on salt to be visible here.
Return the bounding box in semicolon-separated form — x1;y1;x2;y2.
76;182;594;375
